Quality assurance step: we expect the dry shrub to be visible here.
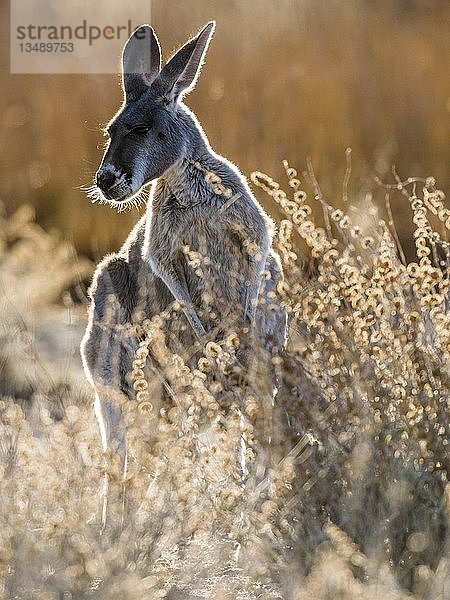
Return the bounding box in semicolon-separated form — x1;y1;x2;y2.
0;165;449;598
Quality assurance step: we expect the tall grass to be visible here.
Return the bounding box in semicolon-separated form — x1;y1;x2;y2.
1;0;449;256
0;161;448;598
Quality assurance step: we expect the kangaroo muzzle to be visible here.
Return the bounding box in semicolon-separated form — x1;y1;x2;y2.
96;164;132;201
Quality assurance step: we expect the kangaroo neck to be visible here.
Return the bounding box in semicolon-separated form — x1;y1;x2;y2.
156;140;220;208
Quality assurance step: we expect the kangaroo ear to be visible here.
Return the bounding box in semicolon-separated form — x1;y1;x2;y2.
156;21;215;103
122;25;161;101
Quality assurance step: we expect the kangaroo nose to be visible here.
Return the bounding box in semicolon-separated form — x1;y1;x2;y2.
96;168;116;191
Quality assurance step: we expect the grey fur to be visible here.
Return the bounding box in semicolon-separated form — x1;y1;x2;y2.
81;22;287;464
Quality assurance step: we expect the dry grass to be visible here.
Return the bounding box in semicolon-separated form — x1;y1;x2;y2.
0;161;449;598
1;2;449;596
1;0;449;257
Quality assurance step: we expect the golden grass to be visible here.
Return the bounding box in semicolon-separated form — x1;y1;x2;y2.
0;0;449;257
1;1;449;595
0;161;448;597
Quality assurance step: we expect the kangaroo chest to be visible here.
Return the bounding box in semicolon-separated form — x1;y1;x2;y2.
148;201;253;318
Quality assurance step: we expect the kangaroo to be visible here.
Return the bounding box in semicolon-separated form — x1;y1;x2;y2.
81;22;286;469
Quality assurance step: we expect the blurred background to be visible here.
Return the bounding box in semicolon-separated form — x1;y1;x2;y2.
1;0;449;260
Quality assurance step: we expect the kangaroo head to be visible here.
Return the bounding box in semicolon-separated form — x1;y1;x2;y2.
95;22;215;205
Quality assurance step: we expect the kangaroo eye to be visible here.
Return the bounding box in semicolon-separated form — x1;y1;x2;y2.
130;125;151;136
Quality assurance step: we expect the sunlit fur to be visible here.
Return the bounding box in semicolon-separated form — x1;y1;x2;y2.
81;23;287;501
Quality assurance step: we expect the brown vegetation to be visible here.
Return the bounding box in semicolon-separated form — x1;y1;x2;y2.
1;2;449;596
0;164;448;597
0;0;449;257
